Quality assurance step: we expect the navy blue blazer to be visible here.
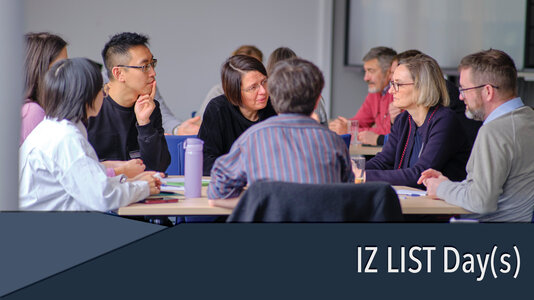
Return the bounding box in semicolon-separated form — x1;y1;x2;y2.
366;105;470;188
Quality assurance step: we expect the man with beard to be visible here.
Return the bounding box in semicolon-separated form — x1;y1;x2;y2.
329;46;397;146
418;49;534;222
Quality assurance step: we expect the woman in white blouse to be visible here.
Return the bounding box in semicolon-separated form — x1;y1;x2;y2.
19;58;161;211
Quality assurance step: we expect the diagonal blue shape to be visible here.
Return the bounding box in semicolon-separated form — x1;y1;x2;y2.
0;212;166;296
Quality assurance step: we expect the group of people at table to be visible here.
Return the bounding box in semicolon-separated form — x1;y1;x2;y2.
18;31;534;222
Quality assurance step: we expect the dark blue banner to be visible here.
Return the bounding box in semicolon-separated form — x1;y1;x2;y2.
1;213;532;299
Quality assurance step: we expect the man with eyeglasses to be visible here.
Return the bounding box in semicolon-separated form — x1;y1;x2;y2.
87;32;170;172
329;46;397;146
418;49;534;222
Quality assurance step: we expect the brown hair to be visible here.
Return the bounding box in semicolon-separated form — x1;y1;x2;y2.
458;49;517;98
24;32;67;105
221;55;267;106
232;45;263;62
266;47;297;76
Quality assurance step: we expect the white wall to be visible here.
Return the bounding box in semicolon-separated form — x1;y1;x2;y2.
24;0;333;121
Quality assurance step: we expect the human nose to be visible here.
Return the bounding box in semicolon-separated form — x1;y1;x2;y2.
363;72;371;81
388;84;395;94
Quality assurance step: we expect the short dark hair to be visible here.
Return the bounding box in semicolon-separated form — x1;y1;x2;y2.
41;58;103;123
459;49;517;97
221;55;267;107
24;32;67;104
266;47;297;76
363;46;397;73
267;58;324;115
102;32;149;79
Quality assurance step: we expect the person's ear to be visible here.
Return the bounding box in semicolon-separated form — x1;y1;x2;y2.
483;84;495;102
112;67;124;82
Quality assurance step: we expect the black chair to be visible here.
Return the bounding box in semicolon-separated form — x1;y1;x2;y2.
227;181;403;222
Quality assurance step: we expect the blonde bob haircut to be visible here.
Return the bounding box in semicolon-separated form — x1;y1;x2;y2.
398;54;449;108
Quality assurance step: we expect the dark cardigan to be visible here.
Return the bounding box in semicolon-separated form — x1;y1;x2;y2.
366;105;470;188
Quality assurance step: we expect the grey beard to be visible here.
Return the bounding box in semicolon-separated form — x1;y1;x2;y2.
465;108;484;121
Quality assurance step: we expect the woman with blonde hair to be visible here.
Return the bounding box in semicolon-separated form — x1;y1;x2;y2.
365;54;470;188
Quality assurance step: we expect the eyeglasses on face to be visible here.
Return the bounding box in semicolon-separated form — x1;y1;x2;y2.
242;78;268;93
117;59;157;73
458;84;499;98
390;80;414;92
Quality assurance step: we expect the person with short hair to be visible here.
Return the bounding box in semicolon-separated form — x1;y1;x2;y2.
365;54;470;187
329;46;397;145
208;58;354;199
87;32;170;172
198;55;277;175
19;58;161;211
419;49;534;222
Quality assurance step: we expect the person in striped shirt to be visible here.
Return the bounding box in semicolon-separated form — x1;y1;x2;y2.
208;58;354;199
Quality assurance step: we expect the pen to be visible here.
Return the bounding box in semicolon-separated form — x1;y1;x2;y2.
398;193;424;197
143;198;179;204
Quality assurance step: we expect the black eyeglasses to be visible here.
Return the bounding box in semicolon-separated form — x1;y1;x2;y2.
117;59;157;73
458;84;499;97
390;81;414;92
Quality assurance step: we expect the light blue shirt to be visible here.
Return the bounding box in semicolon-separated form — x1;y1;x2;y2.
483;97;524;125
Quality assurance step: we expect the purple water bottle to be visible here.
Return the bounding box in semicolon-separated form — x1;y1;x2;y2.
184;138;203;198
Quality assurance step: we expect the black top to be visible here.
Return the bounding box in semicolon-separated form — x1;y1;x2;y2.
87;95;170;172
198;95;277;175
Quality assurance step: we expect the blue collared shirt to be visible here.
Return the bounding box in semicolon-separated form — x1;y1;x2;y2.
484;97;524;125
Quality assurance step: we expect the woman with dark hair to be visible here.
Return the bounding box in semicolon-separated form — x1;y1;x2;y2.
198;55;277;175
19;58;161;211
21;32;67;145
365;54;470;188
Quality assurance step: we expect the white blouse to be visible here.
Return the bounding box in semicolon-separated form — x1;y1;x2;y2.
19;118;149;211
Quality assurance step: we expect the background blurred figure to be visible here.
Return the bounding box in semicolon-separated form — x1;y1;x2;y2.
20;58;161;211
329;46;397;146
21;32;68;145
198;45;263;118
198;55;276;175
266;46;328;125
365;54;470;188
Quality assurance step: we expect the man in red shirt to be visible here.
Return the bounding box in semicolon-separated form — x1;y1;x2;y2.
329;47;397;145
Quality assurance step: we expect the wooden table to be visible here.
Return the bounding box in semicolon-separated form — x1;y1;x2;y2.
117;180;470;216
350;144;382;156
395;186;471;215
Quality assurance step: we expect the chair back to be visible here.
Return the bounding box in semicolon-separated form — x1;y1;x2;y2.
227;181;403;222
340;134;351;149
164;135;197;175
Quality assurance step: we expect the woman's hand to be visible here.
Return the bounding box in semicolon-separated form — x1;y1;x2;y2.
114;159;146;178
129;171;162;195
